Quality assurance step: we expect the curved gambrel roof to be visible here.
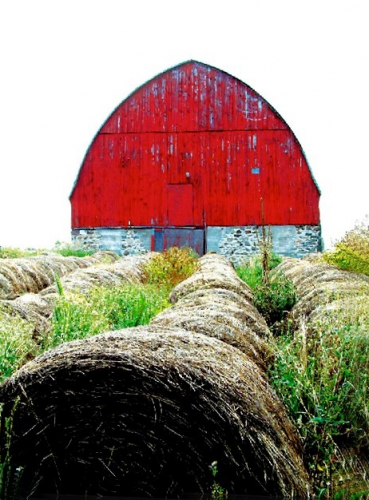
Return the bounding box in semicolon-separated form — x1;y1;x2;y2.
70;61;320;228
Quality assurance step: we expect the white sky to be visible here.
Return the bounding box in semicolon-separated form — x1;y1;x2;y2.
0;0;368;250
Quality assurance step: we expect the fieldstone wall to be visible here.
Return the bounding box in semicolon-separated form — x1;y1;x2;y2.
72;225;322;263
71;228;151;256
207;225;322;265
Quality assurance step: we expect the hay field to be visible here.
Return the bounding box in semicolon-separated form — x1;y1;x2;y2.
0;250;312;498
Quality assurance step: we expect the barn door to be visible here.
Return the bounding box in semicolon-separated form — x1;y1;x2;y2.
167;184;193;226
153;228;205;256
153;184;204;255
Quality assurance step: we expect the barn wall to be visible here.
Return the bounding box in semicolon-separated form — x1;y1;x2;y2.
71;225;322;263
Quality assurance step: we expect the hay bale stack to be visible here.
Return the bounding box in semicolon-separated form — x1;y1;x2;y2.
274;257;369;321
0;328;311;498
0;295;53;338
152;253;271;369
39;254;145;297
170;254;253;304
0;255;149;339
0;251;120;300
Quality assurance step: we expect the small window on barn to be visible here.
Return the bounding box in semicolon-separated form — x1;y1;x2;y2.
252;167;260;174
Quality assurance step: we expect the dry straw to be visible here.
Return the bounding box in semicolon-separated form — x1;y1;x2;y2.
152;253;272;370
274;257;369;323
0;251;119;300
1;328;311;498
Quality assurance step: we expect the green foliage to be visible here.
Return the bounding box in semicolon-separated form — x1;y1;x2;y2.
236;254;296;328
334;488;369;500
0;308;37;382
209;461;228;500
0;247;39;259
142;247;199;291
253;276;297;327
45;283;169;350
52;241;95;257
269;296;369;493
324;217;369;276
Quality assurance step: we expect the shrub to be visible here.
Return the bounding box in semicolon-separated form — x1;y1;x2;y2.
324;216;369;276
141;247;199;291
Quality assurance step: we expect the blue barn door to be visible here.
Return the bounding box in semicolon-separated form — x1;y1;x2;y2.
154;228;205;256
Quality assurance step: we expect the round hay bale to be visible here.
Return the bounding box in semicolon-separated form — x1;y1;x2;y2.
169;270;253;304
175;287;270;338
87;250;121;264
0;260;35;298
0;271;13;299
308;294;369;327
150;306;272;370
39;265;140;297
169;253;252;304
0;328;311;498
199;252;235;269
0;251;120;300
290;280;369;320
275;258;369;321
0;296;51;339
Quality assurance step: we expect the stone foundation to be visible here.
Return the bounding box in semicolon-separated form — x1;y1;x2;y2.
72;225;322;264
206;225;322;264
71;228;151;256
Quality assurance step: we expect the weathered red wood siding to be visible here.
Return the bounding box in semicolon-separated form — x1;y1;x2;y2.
70;61;320;228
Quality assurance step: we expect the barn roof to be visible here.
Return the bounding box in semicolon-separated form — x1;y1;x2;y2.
70;60;320;198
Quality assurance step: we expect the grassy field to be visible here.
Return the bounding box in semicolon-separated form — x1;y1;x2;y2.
1;221;369;498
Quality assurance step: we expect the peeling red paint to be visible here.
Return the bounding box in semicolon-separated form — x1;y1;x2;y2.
70;61;320;229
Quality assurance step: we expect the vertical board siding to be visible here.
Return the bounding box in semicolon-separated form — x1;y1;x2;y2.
71;61;320;228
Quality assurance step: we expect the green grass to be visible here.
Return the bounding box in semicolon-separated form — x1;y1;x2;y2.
52;242;96;257
0;247;39;259
237;236;369;497
44;283;169;350
269;296;369;453
236;254;296;328
0;244;95;259
0;247;200;380
0;307;37;383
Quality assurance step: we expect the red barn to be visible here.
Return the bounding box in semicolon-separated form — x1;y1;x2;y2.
70;60;321;261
